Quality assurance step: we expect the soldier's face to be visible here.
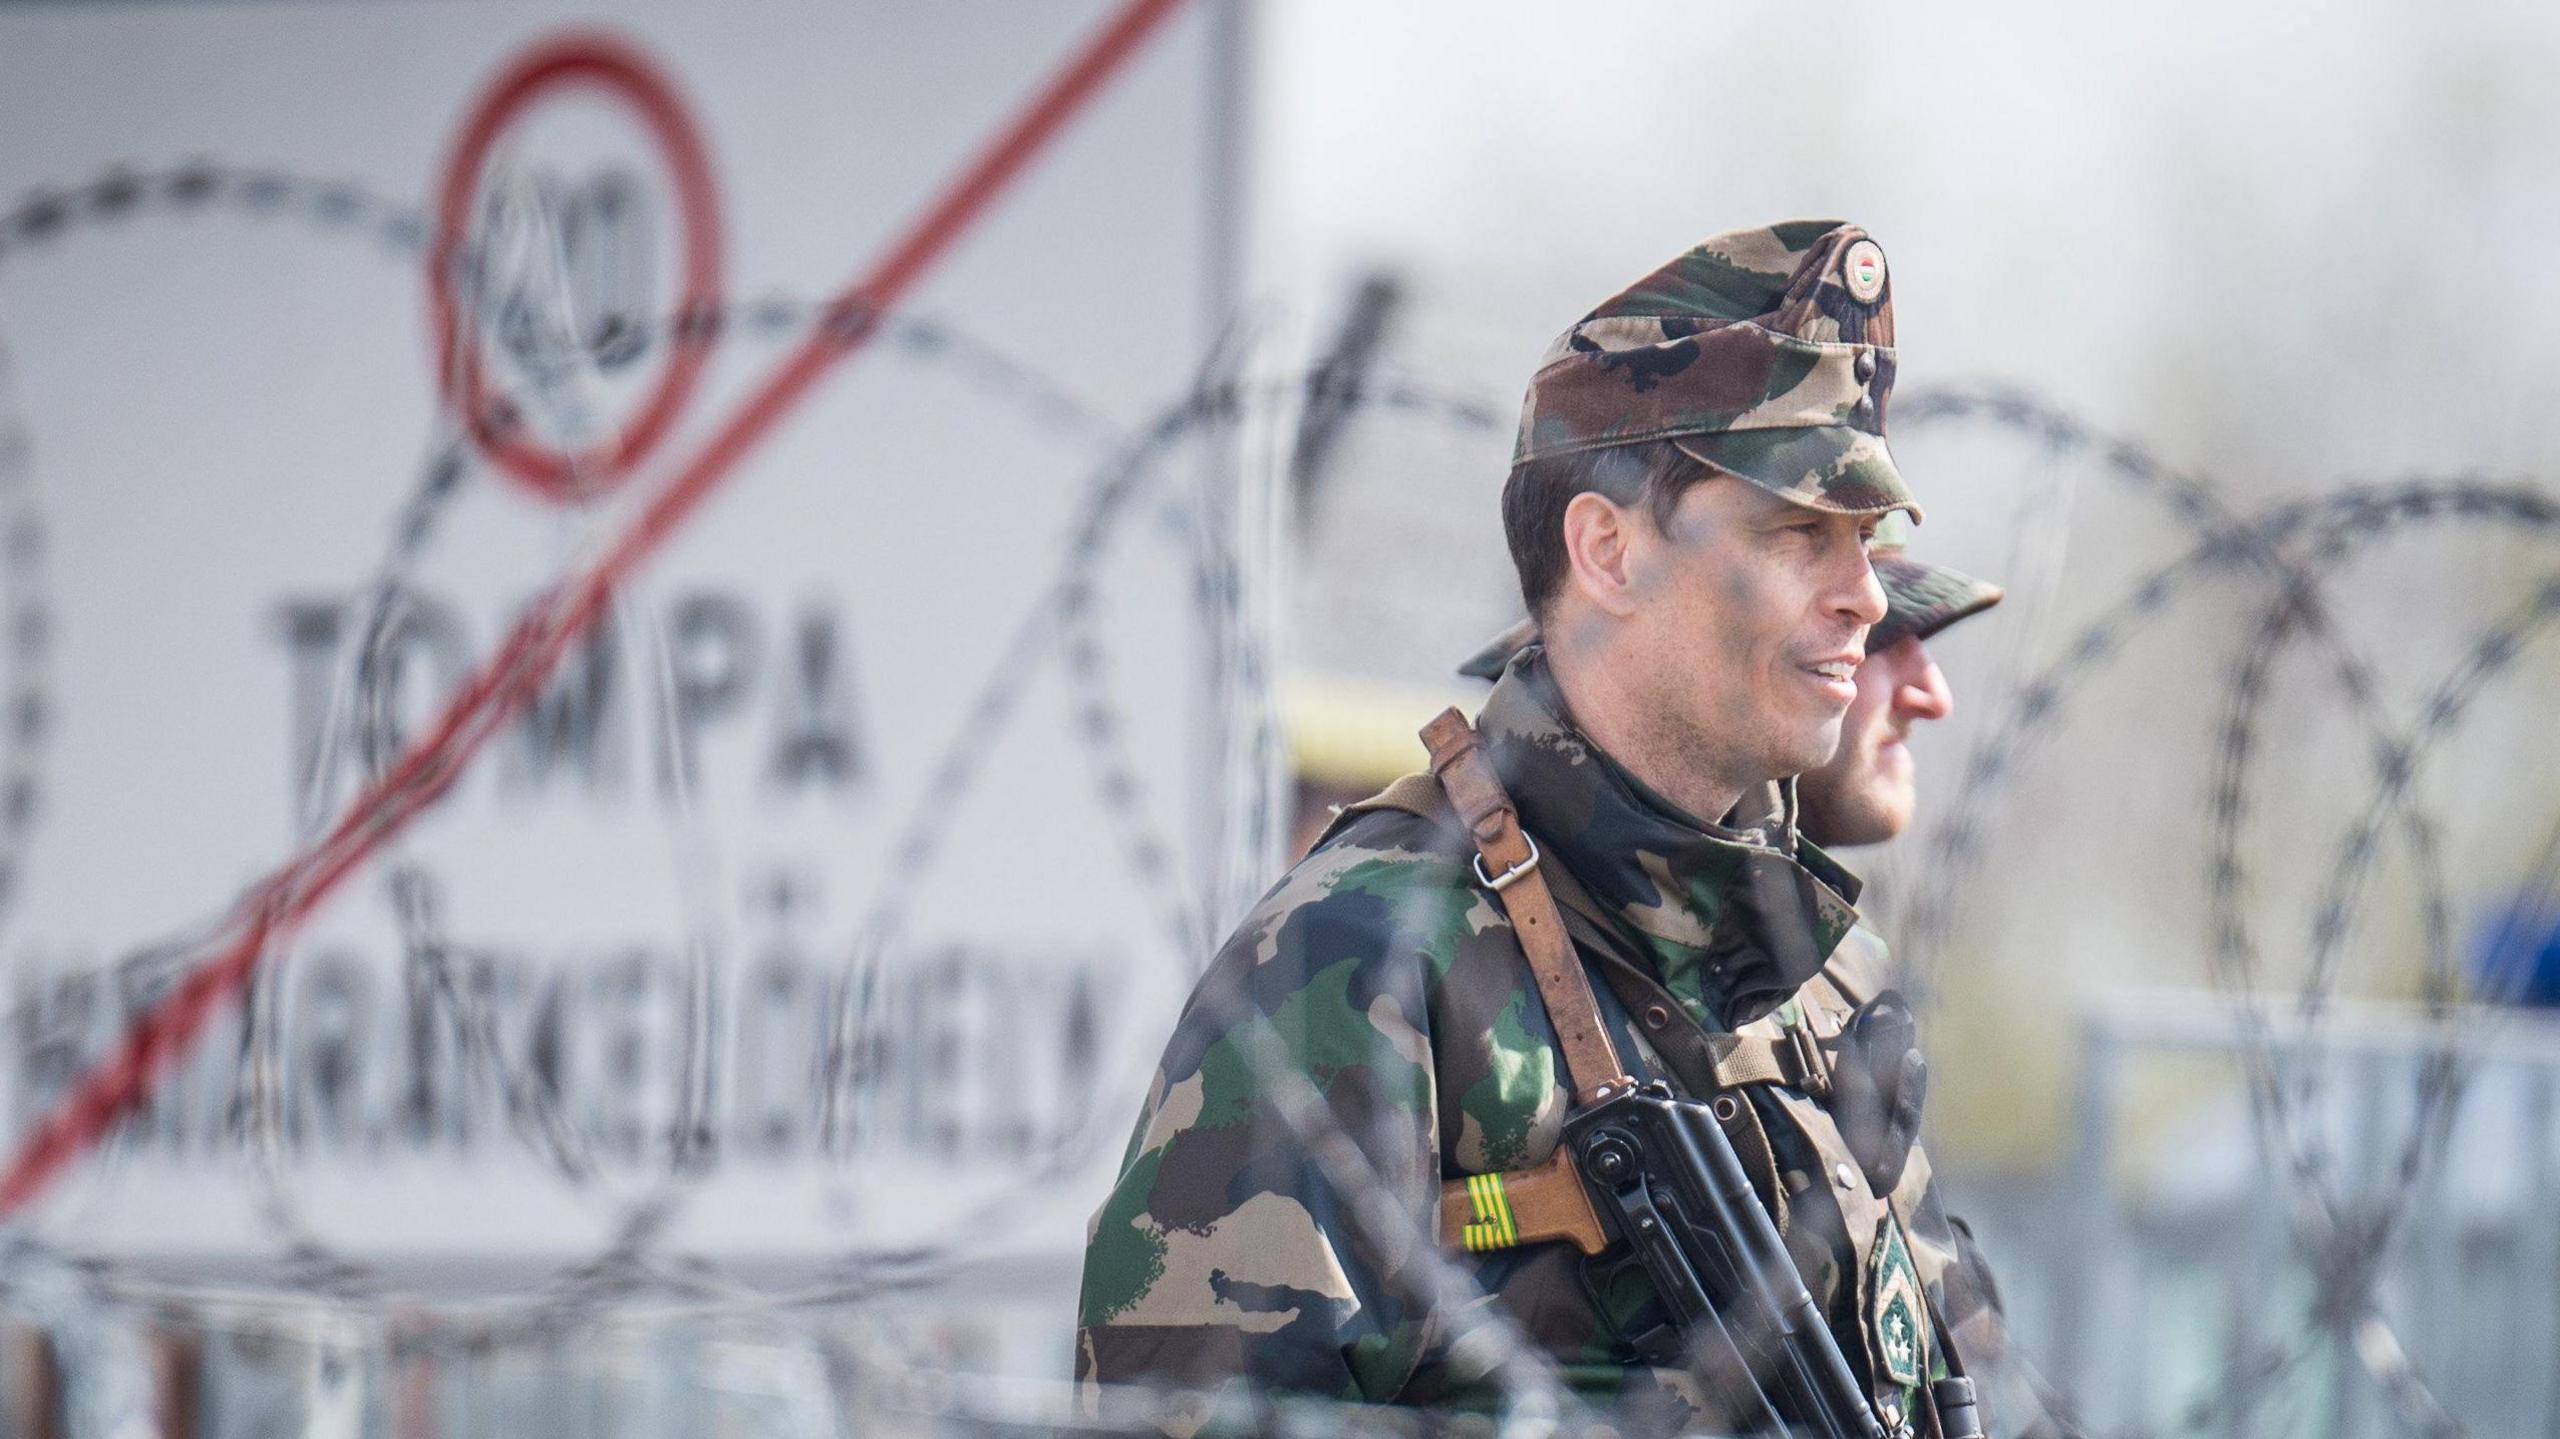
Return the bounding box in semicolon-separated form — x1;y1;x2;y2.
1626;480;1887;788
1796;633;1955;847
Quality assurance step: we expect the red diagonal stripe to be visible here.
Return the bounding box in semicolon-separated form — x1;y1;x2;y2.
0;0;1189;1214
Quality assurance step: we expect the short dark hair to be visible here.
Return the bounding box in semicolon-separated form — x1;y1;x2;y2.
1500;440;1714;619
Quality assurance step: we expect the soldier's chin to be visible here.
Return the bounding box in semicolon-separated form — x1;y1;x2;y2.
1783;717;1849;778
1868;788;1917;844
1799;772;1898;847
1860;762;1920;833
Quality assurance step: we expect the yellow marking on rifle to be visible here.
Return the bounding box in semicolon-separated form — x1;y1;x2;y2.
1459;1171;1519;1251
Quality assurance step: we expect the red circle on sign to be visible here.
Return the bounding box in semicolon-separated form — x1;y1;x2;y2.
428;33;724;504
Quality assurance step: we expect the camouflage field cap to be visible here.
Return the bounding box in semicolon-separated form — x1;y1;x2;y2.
1515;220;1919;520
1868;550;2002;650
1862;508;2001;650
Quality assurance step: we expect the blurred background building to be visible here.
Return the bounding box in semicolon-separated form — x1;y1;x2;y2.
2;0;2559;1434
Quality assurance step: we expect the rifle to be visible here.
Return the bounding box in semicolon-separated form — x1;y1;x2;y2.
1568;1081;1884;1438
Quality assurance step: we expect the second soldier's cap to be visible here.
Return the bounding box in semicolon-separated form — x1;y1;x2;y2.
1861;509;2001;650
1513;220;1918;521
1867;550;2002;651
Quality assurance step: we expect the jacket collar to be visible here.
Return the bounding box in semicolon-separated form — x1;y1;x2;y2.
1477;649;1864;1028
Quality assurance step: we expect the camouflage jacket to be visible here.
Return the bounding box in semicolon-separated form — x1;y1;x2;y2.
1078;653;1995;1434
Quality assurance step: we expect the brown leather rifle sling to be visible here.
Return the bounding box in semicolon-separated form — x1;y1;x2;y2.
1419;708;1628;1258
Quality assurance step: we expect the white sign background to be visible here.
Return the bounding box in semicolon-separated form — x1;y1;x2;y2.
0;0;1248;1291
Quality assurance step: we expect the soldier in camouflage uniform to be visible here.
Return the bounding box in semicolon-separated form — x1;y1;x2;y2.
1080;223;2007;1435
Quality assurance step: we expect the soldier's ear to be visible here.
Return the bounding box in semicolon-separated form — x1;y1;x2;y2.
1560;491;1645;619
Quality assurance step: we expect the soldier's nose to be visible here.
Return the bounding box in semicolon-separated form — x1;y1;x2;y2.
1898;655;1953;722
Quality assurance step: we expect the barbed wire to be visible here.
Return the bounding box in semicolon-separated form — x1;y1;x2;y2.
1895;388;2560;1437
2162;483;2557;1439
2203;511;2560;1439
793;359;1515;1311
0;344;48;956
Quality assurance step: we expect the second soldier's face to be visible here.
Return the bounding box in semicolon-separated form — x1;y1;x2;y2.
1623;479;1887;793
1796;633;1956;847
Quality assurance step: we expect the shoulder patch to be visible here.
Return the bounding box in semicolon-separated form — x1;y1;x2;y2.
1868;1215;1926;1389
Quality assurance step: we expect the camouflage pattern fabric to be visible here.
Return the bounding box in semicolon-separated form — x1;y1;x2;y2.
1078;651;2005;1434
1869;549;2005;651
1514;220;1919;521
